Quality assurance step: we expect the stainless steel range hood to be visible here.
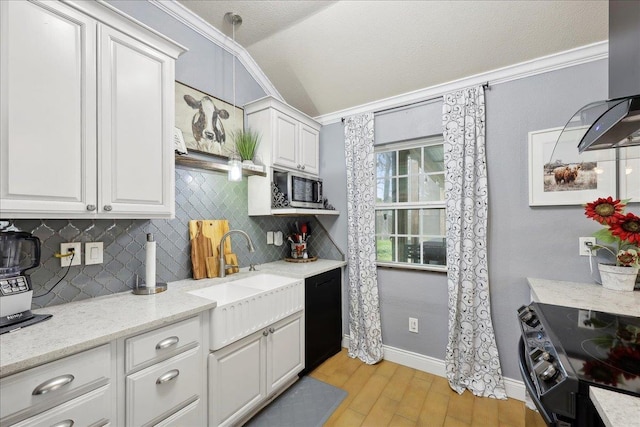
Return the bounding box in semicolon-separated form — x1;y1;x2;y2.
552;1;640;161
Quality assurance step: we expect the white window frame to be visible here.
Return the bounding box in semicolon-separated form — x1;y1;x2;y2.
375;135;447;272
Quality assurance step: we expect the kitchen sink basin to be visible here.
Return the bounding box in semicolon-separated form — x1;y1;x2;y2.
188;273;304;350
223;273;300;291
187;283;262;305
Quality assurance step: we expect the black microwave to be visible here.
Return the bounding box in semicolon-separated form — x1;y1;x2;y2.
273;169;324;209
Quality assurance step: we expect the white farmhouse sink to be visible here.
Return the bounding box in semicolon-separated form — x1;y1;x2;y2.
187;283;262;305
223;273;300;291
188;273;304;350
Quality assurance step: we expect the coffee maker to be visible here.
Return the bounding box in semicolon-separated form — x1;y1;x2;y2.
0;230;41;328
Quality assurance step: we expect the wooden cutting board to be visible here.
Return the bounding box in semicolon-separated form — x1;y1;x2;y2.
188;220;238;278
190;221;213;279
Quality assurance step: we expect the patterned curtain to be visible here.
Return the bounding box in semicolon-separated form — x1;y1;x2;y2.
442;86;507;398
344;112;383;365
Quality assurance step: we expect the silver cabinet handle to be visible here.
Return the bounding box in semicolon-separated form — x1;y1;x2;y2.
103;205;112;211
50;420;74;427
262;330;269;336
301;165;306;170
155;336;179;350
156;369;179;385
86;204;96;211
268;327;275;334
32;374;75;395
297;164;301;169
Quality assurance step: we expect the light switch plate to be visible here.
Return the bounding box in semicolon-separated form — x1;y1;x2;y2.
85;242;103;265
266;231;274;245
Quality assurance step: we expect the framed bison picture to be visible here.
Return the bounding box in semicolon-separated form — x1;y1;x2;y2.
528;127;616;206
175;81;244;159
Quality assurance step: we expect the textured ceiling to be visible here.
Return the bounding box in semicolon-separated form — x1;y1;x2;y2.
177;1;608;118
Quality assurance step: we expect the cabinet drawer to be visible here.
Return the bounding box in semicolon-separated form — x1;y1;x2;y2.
126;346;202;426
11;384;112;427
154;398;202;427
125;316;200;372
0;344;111;424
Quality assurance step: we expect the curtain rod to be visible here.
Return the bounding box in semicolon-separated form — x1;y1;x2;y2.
341;81;490;122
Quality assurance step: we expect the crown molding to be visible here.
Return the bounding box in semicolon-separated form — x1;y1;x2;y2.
315;41;608;125
150;0;283;101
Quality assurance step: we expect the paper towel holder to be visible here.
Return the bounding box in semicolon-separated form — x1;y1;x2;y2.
132;274;167;295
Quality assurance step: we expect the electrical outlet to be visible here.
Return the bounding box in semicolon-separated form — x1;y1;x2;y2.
579;237;597;256
409;317;419;333
60;242;82;267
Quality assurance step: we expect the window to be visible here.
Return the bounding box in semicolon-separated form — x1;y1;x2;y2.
375;136;446;271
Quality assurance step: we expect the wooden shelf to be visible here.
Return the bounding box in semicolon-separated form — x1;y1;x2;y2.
175;155;267;177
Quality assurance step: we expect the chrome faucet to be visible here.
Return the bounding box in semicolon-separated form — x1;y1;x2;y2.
219;229;255;278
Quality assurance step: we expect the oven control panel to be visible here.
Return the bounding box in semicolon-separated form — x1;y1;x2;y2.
518;305;566;389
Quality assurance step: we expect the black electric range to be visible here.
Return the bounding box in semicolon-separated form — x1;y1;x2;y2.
518;302;640;426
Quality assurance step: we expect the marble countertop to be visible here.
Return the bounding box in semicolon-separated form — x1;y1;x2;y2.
527;277;640;317
527;277;640;427
0;259;346;377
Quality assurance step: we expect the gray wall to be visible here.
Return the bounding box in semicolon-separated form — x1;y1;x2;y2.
319;59;610;380
5;1;342;309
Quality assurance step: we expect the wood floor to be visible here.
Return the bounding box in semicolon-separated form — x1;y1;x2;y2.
309;349;547;427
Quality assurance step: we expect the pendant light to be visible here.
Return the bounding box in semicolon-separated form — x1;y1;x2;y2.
226;12;243;181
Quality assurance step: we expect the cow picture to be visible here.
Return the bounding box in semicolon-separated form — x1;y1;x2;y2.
175;82;243;158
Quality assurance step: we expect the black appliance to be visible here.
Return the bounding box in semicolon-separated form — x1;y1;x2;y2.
0;230;41;327
273;169;324;209
301;268;342;375
518;302;640;426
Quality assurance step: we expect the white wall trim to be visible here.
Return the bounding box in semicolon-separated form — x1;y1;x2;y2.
342;335;526;401
149;0;283;101
316;41;608;125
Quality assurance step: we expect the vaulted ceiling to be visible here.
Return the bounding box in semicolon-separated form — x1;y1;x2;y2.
176;1;608;118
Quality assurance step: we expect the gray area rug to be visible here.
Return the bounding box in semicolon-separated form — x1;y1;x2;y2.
244;376;347;427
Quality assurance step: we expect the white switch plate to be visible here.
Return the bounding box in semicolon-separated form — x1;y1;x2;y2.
60;242;82;267
409;317;419;333
85;242;104;265
266;231;274;245
579;237;596;256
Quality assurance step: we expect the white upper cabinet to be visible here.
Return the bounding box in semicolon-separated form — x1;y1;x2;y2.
0;0;185;219
245;96;321;176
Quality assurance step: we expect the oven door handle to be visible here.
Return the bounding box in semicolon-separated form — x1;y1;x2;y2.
519;337;555;427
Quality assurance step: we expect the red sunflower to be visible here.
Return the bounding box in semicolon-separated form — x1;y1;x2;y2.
610;213;640;244
584;197;625;225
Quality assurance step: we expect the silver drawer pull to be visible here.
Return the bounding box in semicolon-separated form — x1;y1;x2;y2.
32;374;75;395
155;336;179;350
156;369;179;385
268;327;275;333
50;420;74;427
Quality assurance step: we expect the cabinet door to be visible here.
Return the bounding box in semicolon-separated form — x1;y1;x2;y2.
209;332;266;427
0;0;97;216
272;111;299;171
98;25;175;217
267;313;304;395
299;124;320;175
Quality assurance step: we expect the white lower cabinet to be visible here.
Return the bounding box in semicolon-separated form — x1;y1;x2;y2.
209;311;304;427
126;346;203;426
0;344;115;426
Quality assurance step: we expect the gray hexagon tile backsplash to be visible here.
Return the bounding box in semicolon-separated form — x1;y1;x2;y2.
8;167;343;308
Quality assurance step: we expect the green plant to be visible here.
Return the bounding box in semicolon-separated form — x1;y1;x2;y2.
232;129;261;161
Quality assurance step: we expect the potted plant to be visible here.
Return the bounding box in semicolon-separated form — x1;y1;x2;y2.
232;128;261;164
584;197;640;291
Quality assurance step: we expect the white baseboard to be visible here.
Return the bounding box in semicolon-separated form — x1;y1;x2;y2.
342;335;525;401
